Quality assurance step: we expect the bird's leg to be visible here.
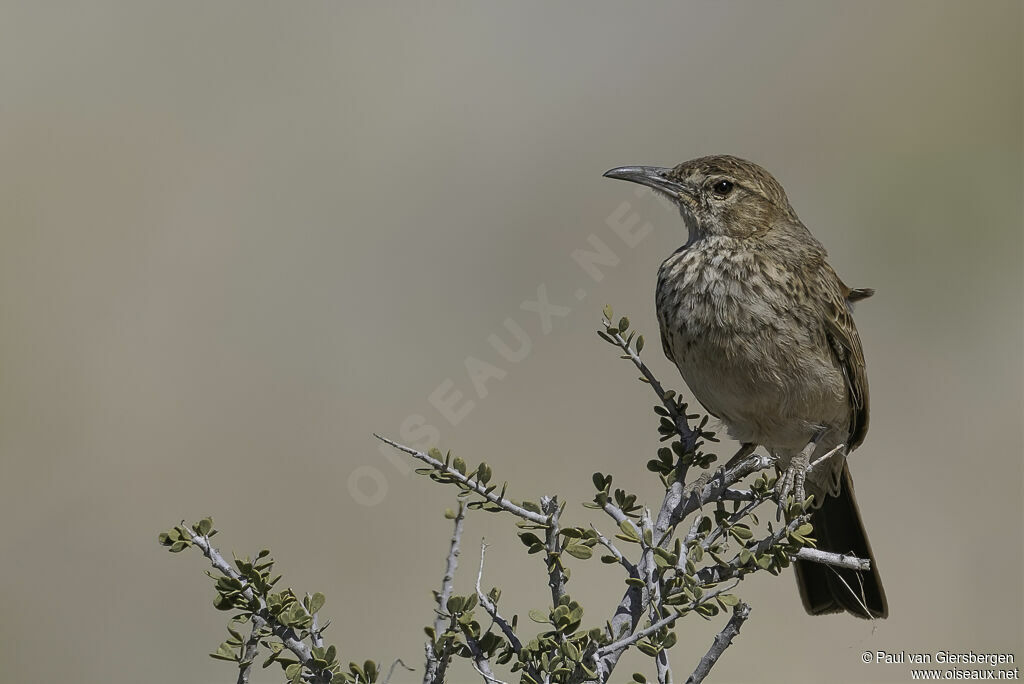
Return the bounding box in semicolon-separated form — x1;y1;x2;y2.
775;430;826;518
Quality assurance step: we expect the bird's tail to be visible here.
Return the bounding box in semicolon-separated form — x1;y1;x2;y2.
794;463;888;618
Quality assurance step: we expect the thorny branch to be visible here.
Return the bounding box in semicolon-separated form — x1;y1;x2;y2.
181;528;331;684
374;311;872;684
685;602;752;684
373;434;549;526
424;502;467;684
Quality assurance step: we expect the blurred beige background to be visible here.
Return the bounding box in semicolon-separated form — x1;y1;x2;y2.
1;2;1020;683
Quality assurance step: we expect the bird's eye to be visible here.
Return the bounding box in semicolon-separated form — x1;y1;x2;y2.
711;179;734;197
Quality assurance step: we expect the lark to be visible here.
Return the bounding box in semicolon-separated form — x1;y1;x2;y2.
605;155;887;618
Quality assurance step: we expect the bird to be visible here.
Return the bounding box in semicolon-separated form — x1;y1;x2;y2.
603;155;887;619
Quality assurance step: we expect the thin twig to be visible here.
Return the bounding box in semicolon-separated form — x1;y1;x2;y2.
182;528;327;681
382;659;415;684
375;435;549;525
541;496;566;605
602;318;696;450
425;502;467;684
795;547;871;571
596;610;683;657
236;615;266;684
475;541;522;653
685;602;752;684
470;657;508;684
310;608;324;649
476;541;544;684
433;503;466;637
693;516;810;585
590;525;637;575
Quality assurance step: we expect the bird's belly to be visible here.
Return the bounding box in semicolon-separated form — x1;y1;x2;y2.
658;257;848;449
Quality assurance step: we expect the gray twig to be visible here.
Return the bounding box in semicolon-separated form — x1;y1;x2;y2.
541;496;566;605
795;547;871;571
425;502;466;684
181;529;330;683
602;319;696;450
374;435;549;525
236;615;266;684
685;602;752;684
596;610;682;658
590;524;637;575
475;541;523;654
382;659;415;684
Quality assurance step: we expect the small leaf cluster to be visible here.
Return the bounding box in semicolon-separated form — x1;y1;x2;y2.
425;592;506;665
584;472;642;518
519;526;598;561
158;516;214;552
418;448;511;513
159;517;377;684
519;595;606;683
597;307;646;357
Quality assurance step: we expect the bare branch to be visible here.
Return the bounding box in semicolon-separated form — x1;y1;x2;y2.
794;547;871;571
601;317;696;450
596;610;682;658
590;524;637;575
433;503;466;637
236;615;266;684
685;602;752;684
693;515;810;585
375;434;549;525
675;452;774;524
475;542;522;654
181;529;331;683
541;496;566;605
470;657;508;684
425;502;467;684
309;606;324;649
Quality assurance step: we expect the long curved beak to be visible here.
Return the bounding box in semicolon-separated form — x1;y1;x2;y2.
603;166;698;203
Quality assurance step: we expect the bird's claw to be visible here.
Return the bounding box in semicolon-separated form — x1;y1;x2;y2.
775;454;809;520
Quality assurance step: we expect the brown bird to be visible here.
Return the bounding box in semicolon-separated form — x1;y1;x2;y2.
604;155;887;619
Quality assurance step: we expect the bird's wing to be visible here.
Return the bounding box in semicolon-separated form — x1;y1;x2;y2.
821;268;871;451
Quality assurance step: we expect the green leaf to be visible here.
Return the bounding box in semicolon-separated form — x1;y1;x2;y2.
195;517;213;536
565;544;593;560
528;609;549;624
308;592;326;614
209;642;237;662
603;304;613;320
730;524;754;540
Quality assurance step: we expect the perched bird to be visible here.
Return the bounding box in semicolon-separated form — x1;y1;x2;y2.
604;155;887;619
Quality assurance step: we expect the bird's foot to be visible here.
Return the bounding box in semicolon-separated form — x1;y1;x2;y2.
775;450;812;520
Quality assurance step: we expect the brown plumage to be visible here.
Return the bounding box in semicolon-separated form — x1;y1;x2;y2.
604;155;887;619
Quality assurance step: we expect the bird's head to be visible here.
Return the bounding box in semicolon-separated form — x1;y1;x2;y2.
603;155;797;240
